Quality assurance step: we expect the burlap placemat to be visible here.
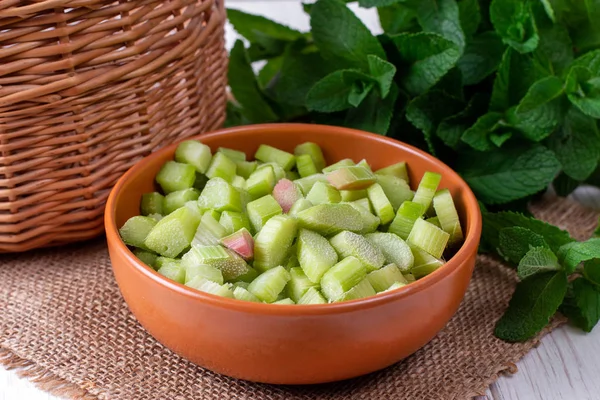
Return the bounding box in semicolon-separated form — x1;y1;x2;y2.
0;197;597;400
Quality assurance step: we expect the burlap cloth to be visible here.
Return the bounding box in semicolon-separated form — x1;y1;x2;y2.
0;197;597;400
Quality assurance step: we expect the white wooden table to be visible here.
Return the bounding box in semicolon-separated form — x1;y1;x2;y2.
2;2;599;399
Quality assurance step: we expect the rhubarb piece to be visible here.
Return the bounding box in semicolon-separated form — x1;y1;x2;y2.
148;213;163;222
298;287;327;304
356;159;372;171
351;198;372;212
247;195;283;232
219;211;251;235
234;267;259;283
133;249;158;267
320;256;367;302
297;229;338;283
326;166;376;190
273;178;303;213
306;181;341;205
407;218;450;259
247;266;291;303
157;260;186;284
119;216;157;250
141;192;164;216
375;162;409;183
175;140;212;174
296;203;362;236
217;147;246;162
286;170;300;180
388;201;425;240
231;176;246;190
186;277;234;298
232;281;249;289
322;159;355;173
294;174;328;195
410;245;445;279
404;273;416;283
257;162;286;181
255;144;296;171
287;267;320;302
346;202;380;234
182;245;253;281
191;212;228;246
254;215;298;272
339;277;376;301
220;228;254;260
233;286;261;302
205;152;237;183
235;160;258;179
289;199;314;216
156;161;196;194
340;189;368;202
273;298;295;305
383;281;407;292
285;249;300;270
426;216;441;228
163;188;200;215
185;263;224;285
144;207;201;257
330;231;384;271
413;171;442;211
246;165;276;200
197;177;242;212
367;263;408;292
433;189;464;246
204;209;221;221
367;183;395;225
154;256;178;270
376;175;414;211
184;200;203;220
365;232;414;272
294;142;326;171
296;154;319;178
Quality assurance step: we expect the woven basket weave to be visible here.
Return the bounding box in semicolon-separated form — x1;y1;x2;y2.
0;0;228;252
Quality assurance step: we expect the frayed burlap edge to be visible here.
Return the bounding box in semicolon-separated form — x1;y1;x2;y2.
0;347;96;400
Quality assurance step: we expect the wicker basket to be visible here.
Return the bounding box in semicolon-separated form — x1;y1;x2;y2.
0;0;228;252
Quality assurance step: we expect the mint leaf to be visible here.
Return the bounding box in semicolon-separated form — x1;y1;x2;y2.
482;211;574;255
490;0;539;54
553;172;581;197
539;0;556;22
377;3;419;35
367;55;397;98
461;112;504;151
358;0;402;7
413;0;465;50
547;107;600;181
392;32;461;96
498;226;550;265
536;24;573;76
561;278;600;332
557;238;600;274
459;145;561;204
458;0;481;37
228;41;278;123
457;31;505;86
490;48;551;111
306;70;373;112
507;76;565;142
584;259;600;286
274;45;338;106
517;247;561;280
406;90;465;154
310;0;386;70
345;84;400;135
495;271;568;342
436;93;489;149
490;131;513;147
565;51;600;119
257;57;283;90
227;8;304;43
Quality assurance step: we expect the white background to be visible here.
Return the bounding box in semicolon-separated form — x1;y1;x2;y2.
2;1;600;399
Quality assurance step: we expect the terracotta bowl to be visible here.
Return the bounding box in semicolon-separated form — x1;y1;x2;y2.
105;124;482;384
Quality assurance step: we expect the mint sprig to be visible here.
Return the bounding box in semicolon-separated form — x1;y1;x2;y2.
225;0;600;340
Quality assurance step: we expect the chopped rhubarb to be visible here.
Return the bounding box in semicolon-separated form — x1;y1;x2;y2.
220;228;255;260
272;178;303;213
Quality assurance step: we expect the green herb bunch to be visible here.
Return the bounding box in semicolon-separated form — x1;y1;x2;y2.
225;0;600;341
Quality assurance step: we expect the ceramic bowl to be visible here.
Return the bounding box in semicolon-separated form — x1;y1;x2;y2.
105;124;482;384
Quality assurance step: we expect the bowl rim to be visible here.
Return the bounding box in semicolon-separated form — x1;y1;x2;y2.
105;123;482;315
